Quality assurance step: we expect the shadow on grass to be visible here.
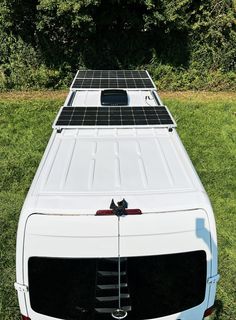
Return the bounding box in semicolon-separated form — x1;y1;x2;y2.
214;300;224;320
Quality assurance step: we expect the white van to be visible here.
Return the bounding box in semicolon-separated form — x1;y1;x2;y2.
15;70;219;320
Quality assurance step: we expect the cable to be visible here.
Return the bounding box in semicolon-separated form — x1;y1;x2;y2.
111;215;127;320
145;95;154;106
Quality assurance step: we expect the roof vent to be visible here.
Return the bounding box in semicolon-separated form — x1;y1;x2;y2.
101;90;128;106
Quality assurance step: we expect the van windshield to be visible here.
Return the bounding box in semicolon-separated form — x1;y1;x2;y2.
28;251;206;319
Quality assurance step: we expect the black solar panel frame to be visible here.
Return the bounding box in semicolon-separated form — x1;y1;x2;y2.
53;106;176;128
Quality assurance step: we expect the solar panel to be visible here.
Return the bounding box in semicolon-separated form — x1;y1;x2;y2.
75;70;149;79
71;70;155;89
53;106;176;128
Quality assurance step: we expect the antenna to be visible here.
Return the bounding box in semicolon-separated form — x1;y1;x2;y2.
110;199;128;319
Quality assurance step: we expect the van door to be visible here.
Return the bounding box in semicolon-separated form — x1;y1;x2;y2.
23;214;118;320
118;209;212;320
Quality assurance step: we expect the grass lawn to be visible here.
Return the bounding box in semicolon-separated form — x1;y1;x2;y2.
0;90;235;320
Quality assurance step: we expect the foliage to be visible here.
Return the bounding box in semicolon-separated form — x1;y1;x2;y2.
0;0;235;89
148;62;236;91
0;91;236;319
189;0;236;72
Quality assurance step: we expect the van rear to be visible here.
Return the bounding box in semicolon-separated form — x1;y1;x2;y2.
15;70;219;320
17;207;218;320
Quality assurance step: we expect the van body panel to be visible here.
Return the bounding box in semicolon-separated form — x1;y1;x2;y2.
32;129;200;196
18;128;212;217
18;309;205;320
27;190;210;217
24;214;118;258
16;292;28;318
23;210;212;259
120;209;208;235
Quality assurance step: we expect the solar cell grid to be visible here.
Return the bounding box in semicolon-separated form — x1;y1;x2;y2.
76;70;149;79
55;106;174;127
71;70;155;89
72;78;154;89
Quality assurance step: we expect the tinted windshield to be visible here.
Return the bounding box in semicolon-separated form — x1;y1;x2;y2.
28;251;206;319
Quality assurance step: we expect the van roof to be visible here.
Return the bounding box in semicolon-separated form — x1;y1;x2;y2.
22;70;210;216
23;127;209;216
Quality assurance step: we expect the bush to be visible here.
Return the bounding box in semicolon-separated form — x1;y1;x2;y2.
0;35;72;90
148;61;236;91
0;0;235;91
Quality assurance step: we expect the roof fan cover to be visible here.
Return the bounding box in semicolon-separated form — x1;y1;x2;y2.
101;90;128;106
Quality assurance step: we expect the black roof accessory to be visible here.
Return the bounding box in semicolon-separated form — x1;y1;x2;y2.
101;90;128;106
110;199;128;217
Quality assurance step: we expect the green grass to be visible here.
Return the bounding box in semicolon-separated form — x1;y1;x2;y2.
0;91;235;320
